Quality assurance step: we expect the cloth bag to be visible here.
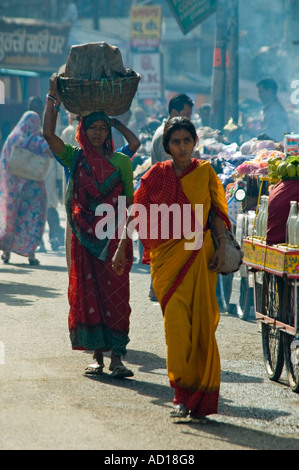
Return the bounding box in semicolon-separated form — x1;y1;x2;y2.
8;145;49;181
211;228;243;274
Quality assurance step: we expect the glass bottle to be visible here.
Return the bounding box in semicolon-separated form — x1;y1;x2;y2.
247;211;256;237
294;210;299;246
287;201;298;246
260;196;269;239
236;213;244;245
255;203;263;237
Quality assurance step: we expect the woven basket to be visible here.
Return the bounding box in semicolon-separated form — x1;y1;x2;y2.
57;72;141;116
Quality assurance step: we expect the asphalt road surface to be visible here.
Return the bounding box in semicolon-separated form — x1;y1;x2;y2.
1;210;299;451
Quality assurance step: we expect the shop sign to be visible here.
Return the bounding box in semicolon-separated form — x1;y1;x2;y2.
166;0;217;34
0;17;70;72
130;5;162;50
132;52;162;99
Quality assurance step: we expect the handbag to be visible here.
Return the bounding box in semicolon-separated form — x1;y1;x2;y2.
211;228;243;274
8;145;50;181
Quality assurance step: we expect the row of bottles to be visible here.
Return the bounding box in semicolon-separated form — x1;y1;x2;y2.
235;197;269;244
286;200;299;246
236;198;299;247
235;210;257;245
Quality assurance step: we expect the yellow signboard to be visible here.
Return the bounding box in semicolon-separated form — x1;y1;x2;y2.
130;5;162;48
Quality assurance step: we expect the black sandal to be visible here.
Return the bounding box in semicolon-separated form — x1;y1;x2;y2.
1;254;10;264
29;258;40;265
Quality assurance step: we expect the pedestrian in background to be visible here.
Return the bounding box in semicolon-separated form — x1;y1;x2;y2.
151;93;194;165
256;77;290;141
0;111;51;265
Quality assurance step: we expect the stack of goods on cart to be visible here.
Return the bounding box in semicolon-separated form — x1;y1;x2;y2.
276;134;299;180
234;138;285;181
197;127;247;188
222;138;285;239
241;134;299;241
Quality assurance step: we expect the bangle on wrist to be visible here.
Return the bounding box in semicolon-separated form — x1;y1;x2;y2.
54;104;60;112
46;93;56;102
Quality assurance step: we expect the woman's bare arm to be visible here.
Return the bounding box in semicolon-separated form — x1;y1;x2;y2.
112;196;135;274
209;209;227;272
111;118;141;153
42;74;65;155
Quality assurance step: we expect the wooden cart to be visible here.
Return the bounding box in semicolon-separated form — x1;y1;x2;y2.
243;237;299;392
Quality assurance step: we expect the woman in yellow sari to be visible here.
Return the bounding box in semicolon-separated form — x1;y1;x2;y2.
113;117;229;419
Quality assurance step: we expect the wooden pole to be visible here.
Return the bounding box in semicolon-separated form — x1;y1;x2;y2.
210;0;228;130
225;0;239;124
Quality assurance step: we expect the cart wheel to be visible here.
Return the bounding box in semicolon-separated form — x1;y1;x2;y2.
282;279;299;393
261;272;284;381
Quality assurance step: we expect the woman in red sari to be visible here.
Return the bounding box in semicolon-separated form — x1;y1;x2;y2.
114;117;229;420
43;74;134;378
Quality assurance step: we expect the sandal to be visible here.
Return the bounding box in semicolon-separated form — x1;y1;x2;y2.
29;258;40;265
84;363;105;375
110;365;134;378
170;404;189;418
1;254;10;264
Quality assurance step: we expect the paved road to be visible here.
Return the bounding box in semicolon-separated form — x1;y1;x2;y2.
1;214;299;451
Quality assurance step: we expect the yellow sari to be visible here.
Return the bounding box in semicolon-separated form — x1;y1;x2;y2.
135;159;229;417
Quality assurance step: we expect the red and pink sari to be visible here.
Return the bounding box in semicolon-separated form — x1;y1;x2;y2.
0;111;48;257
66;120;133;356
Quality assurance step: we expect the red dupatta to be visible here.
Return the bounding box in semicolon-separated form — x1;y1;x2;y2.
134;160;200;251
66;118;125;259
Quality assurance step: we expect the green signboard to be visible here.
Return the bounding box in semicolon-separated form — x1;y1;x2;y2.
166;0;217;34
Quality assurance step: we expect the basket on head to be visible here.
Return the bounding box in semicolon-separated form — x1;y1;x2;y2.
56;42;141;116
57;72;141;116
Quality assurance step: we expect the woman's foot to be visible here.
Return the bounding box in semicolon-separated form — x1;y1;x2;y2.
84;350;105;375
1;252;10;264
28;254;40;265
170;404;189;418
93;350;104;367
109;353;134;378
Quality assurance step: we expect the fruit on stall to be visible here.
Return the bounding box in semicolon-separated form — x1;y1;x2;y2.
277;161;287;177
267;155;284;179
286;163;297;177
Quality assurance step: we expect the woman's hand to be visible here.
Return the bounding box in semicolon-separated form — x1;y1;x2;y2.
209;240;226;272
48;73;59;99
112;242;127;275
110;118;118;128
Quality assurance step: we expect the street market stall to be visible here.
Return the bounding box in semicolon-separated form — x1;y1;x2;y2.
243;237;299;393
236;141;299;392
